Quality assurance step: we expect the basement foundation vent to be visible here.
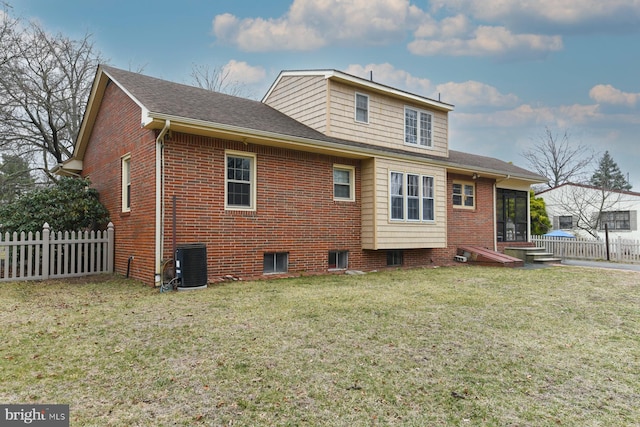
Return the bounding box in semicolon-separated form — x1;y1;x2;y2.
175;243;208;290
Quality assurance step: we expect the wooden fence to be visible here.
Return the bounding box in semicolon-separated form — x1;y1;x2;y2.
532;235;640;264
0;222;114;282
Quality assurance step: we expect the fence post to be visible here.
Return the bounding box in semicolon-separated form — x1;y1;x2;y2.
42;223;50;280
107;222;114;273
604;224;610;261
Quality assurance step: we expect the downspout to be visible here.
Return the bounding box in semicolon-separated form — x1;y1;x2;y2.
155;120;170;286
493;182;498;251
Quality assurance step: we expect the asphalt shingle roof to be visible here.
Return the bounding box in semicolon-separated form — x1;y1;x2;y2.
101;65;546;182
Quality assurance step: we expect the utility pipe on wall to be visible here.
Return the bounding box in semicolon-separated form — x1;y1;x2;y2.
155;119;170;286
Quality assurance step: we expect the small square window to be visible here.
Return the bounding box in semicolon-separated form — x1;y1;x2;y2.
453;181;475;209
264;252;288;274
328;251;348;270
559;216;573;229
387;250;403;266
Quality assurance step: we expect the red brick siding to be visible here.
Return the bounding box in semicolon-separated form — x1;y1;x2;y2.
162;133;362;282
83;84;506;285
81;81;157;282
439;173;496;261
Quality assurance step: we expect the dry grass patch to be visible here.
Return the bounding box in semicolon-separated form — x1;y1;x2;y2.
1;267;639;426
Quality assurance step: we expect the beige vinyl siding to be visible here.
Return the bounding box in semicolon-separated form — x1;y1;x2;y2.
263;75;328;133
326;81;448;158
362;158;447;250
361;158;377;248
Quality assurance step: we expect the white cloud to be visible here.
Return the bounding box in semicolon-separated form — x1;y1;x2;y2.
409;25;563;57
345;63;432;95
212;0;422;52
430;0;640;32
435;81;519;107
213;13;325;51
456;103;601;130
222;60;266;85
589;84;640;107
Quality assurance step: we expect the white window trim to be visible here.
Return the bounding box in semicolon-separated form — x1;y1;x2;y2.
225;150;257;211
333;164;355;202
355;92;369;124
389;171;436;222
452;180;475;209
121;153;131;213
404;106;433;148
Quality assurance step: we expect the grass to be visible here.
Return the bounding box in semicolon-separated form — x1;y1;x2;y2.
1;265;639;426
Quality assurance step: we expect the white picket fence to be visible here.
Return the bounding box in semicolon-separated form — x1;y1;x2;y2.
0;222;114;282
532;235;640;264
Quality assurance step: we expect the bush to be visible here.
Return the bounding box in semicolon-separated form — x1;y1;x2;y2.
0;177;110;234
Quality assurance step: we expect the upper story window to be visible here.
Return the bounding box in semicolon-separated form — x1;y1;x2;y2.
390;171;436;222
355;93;369;123
404;107;432;148
121;154;131;212
452;181;475;209
333;165;355;201
225;151;256;210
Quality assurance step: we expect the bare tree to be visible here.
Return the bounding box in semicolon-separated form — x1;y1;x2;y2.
190;63;254;98
543;183;631;239
522;127;596;189
0;16;104;183
0;3;19;67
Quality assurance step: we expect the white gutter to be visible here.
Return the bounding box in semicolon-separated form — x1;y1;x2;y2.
154;119;170;286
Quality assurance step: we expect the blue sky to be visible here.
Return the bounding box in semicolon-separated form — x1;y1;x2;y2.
10;0;640;188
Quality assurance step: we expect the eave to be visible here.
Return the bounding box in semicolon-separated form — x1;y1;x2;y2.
144;113;545;185
263;69;454;113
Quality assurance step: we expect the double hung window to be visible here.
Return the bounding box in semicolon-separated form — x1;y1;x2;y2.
121;154;131;212
390;172;436;222
355;93;369;123
225;152;256;210
333;165;355;201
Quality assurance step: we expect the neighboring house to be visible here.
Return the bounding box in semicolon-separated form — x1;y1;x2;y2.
537;183;640;240
58;66;546;286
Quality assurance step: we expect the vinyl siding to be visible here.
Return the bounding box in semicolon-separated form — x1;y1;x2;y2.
326;80;448;158
362;158;447;250
263;75;328;133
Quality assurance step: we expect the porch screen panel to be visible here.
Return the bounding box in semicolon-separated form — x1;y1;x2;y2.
497;189;528;242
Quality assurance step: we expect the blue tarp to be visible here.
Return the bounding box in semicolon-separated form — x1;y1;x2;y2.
544;229;576;238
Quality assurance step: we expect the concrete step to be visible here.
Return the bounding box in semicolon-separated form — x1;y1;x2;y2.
533;257;563;264
505;247;561;265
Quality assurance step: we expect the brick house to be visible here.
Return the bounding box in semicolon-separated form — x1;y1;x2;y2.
58;66;546;286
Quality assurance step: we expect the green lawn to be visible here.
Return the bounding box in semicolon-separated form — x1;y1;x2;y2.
1;266;639;426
